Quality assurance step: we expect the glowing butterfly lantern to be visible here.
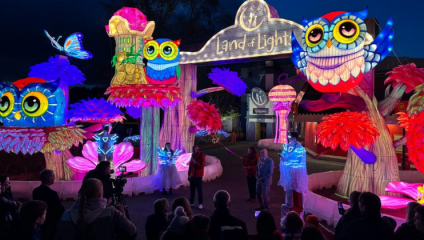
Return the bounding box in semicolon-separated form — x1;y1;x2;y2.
105;7;155;85
268;85;296;144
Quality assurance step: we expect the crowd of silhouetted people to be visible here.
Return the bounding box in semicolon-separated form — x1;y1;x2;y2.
1;168;424;240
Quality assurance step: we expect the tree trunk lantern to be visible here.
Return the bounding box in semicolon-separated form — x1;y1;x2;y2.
269;85;296;144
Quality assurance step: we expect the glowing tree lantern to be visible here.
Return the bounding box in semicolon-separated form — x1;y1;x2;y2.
393;64;424;174
105;7;182;176
106;7;155;85
186;101;222;134
315;112;380;164
268;85;296;144
294;8;401;197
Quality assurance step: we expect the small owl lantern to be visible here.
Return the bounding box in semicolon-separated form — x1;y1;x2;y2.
292;8;394;93
144;38;181;85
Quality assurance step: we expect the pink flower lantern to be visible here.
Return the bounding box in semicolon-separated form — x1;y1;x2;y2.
268;85;296;144
66;141;146;179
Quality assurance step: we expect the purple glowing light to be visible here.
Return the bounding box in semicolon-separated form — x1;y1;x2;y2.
126;106;141;119
66;141;146;176
28;56;85;86
208;68;247;97
68;98;125;123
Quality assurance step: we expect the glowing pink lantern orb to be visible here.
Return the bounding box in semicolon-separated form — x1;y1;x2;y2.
268;85;296;144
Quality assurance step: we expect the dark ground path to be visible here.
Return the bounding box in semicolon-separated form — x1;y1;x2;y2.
63;141;345;240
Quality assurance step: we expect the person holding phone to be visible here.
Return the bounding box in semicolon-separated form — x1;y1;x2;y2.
279;132;308;218
153;143;182;195
188;146;206;209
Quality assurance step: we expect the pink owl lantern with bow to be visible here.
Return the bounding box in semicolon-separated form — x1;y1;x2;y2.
269;85;296;144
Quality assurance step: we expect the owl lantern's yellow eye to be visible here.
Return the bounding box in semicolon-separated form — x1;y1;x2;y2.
22;92;48;117
0;92;14;117
143;41;159;61
333;20;360;44
160;42;179;61
305;25;324;47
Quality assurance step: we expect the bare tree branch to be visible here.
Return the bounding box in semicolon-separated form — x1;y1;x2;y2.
393;135;407;148
378;83;407;117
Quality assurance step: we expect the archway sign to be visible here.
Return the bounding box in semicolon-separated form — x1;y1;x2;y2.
180;0;304;64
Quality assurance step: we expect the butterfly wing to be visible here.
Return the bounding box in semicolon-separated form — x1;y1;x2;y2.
63;33;93;60
44;30;64;51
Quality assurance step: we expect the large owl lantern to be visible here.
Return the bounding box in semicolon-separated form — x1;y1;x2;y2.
0;77;66;127
144;38;181;85
292;8;394;93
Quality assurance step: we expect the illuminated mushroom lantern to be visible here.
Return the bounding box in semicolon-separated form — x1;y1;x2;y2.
105;7;182;176
269;85;296;144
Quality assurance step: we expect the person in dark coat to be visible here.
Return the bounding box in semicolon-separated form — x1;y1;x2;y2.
32;169;65;240
82;161;114;202
334;191;361;240
241;147;259;202
343;192;395;240
18;200;47;240
208;190;248;240
145;198;170;240
0;175;21;240
250;211;284;240
188;145;206;209
394;202;421;240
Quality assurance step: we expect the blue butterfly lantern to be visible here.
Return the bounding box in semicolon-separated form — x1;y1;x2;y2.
44;30;93;60
157;147;182;165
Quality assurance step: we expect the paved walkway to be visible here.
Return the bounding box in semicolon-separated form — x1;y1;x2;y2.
64;141;345;240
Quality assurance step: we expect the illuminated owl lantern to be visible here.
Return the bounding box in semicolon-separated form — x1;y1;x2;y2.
292;8;394;93
0;77;65;127
144;38;181;85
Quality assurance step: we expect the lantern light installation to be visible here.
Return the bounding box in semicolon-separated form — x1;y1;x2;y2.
187;101;222;134
291;8;394;93
105;7;182;176
315;112;380;164
268;85;296;144
191;68;247;98
66;141;146;179
379;182;424;209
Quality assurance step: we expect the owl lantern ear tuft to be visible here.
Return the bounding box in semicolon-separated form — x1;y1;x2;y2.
173;39;181;46
302;17;309;27
144;39;151;45
348;7;368;20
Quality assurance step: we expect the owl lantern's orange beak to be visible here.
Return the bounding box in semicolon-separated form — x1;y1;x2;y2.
326;40;332;48
157;53;161;59
14;111;21;120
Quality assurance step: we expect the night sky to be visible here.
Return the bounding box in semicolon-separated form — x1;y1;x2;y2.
0;0;422;87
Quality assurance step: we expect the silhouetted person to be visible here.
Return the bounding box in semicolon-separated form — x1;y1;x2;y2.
55;178;136;240
208;190;247;240
301;225;324;240
19;200;47;240
281;211;303;240
0;175;21;240
32;169;65;240
167;197;192;222
395;202;421;240
343;192;395;240
145;198;170;240
334;191;361;240
82;161;114;202
413;206;424;239
251;211;283;240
